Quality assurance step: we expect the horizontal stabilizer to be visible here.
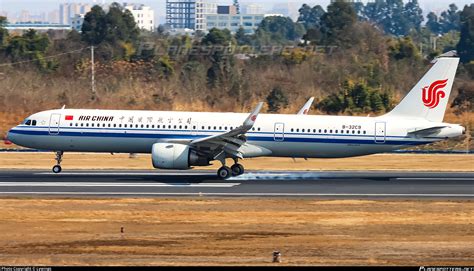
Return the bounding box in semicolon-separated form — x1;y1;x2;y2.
407;126;447;137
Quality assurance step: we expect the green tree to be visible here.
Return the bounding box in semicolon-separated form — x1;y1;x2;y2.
297;4;325;30
266;86;289;113
202;28;233;46
0;16;8;49
389;36;420;60
363;0;420;36
255;16;304;45
440;4;461;33
457;4;474;63
318;80;393;114
81;5;107;45
104;3;139;44
369;92;384;112
404;0;424;32
320;1;357;46
81;3;139;60
426;12;442;35
234;27;250;45
202;28;235;88
5;29;56;72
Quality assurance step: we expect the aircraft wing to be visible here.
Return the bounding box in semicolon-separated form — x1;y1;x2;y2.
297;97;314;115
189;102;264;159
407;126;447;137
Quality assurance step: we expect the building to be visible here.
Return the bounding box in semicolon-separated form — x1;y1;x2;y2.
244;4;264;15
59;3;91;25
166;0;217;31
5;22;71;35
206;14;264;34
71;14;85;32
124;4;155;32
69;3;155;33
217;5;237;15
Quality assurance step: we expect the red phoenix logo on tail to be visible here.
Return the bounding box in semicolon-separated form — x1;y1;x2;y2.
422;79;448;109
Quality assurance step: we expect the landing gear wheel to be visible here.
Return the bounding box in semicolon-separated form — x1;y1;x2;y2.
52;151;64;174
231;164;245;176
52;165;62;174
217;166;232;180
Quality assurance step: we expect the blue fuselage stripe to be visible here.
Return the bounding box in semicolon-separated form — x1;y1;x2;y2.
9;128;436;146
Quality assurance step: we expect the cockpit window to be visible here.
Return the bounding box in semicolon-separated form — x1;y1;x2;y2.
32;120;37;126
25;120;31;126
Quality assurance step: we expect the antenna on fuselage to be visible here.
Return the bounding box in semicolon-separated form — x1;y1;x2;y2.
61;105;66;110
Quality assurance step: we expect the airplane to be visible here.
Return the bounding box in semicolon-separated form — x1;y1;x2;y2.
7;56;465;179
297;97;315;115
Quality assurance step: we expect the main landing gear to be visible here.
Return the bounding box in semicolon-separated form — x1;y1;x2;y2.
217;159;245;180
52;151;63;173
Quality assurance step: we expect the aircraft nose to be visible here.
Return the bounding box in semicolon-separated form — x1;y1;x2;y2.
6;128;16;144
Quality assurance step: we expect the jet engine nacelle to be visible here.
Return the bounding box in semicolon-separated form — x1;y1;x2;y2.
151;143;210;170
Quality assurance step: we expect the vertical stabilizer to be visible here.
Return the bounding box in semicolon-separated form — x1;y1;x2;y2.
385;57;459;122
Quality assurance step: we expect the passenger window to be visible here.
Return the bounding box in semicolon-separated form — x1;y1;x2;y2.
118;124;122;128
330;130;333;133
318;129;322;133
113;124;117;128
296;129;299;132
152;125;155;129
146;125;149;128
258;128;261;131
357;131;361;134
75;123;78;127
346;130;349;134
352;130;355;134
86;123;89;127
70;123;73;127
363;131;367;134
324;129;327;133
335;130;338;133
179;125;182;129
81;123;84;127
291;128;294;132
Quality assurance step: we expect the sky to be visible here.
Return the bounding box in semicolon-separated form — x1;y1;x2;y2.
0;0;473;24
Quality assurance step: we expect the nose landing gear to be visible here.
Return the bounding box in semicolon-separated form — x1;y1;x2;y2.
52;151;63;173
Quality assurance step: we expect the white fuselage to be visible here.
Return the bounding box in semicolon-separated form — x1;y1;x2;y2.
7;109;464;158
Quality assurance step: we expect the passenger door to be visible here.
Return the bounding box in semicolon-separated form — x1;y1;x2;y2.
49;113;61;135
274;122;285;141
375;122;386;143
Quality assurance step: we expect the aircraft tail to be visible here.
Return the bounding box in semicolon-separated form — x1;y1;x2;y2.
384;56;459;122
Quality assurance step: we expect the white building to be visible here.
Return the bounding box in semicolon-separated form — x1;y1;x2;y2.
244;4;264;15
206;14;264;34
166;0;217;31
195;0;217;32
123;3;155;32
59;3;91;25
71;14;85;32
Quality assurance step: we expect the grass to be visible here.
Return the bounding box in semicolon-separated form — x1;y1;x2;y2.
0;198;473;266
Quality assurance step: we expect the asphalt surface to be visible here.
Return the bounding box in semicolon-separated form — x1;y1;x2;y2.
0;170;473;198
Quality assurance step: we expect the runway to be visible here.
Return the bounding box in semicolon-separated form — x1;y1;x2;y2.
0;170;473;198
